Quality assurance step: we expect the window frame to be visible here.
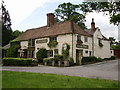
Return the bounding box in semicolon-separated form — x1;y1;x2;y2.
84;36;88;42
50;36;57;41
54;49;58;55
47;50;53;57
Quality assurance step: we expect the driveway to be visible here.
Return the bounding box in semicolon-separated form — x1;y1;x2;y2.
2;59;119;81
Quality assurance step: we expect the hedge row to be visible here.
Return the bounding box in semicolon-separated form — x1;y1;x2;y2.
81;56;99;65
82;56;116;65
3;58;38;66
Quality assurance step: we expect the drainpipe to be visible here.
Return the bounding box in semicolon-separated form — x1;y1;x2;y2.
92;35;94;56
72;33;73;58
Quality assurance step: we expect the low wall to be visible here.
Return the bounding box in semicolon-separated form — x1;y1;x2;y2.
114;50;120;58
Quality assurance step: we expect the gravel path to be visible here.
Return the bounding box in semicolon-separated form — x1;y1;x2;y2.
2;60;119;81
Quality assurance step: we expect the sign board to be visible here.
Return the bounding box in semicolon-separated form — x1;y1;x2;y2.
36;39;48;44
76;44;88;49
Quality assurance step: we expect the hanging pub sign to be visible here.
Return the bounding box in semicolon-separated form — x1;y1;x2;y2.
36;39;48;43
76;44;88;49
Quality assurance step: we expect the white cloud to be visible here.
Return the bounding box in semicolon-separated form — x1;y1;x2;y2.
3;0;118;41
85;12;118;41
4;0;45;29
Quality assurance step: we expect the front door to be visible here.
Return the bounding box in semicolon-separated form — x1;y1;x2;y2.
76;50;83;65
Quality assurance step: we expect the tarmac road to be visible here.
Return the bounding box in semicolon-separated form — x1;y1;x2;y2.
2;59;119;81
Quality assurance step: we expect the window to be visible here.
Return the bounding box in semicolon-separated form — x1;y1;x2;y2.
54;49;58;55
85;50;88;53
32;39;35;46
77;35;81;40
47;50;53;57
89;51;92;56
50;36;57;41
111;51;112;53
98;39;102;44
98;38;103;47
28;39;31;46
37;48;39;50
84;36;88;42
28;39;35;47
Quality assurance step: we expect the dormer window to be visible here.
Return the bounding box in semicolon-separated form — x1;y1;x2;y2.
50;36;57;41
77;35;83;44
84;36;88;42
77;35;81;41
98;38;103;47
28;39;35;47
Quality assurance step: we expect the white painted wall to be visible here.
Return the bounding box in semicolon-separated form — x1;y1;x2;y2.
20;29;112;62
35;34;73;58
72;34;93;63
20;41;28;49
93;29;112;59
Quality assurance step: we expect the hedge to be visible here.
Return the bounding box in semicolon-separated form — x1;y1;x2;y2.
3;58;38;66
81;56;98;65
54;54;63;61
43;58;55;63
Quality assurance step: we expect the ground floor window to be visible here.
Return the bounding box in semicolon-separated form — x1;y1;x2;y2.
47;50;53;57
54;49;58;55
89;51;92;56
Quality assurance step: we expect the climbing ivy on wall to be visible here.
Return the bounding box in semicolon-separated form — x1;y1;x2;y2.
62;43;70;60
47;40;58;48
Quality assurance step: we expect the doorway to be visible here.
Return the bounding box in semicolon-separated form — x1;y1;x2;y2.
76;50;83;65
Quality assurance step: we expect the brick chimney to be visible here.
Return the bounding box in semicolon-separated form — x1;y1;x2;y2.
47;13;55;27
91;18;95;32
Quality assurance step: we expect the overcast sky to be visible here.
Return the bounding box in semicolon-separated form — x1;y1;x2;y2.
3;0;119;41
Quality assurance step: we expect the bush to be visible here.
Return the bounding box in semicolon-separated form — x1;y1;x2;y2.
54;54;63;61
69;57;74;66
47;40;58;48
97;57;102;62
36;48;47;63
82;56;98;65
43;58;50;63
43;57;55;66
110;56;116;60
6;44;20;57
3;58;38;66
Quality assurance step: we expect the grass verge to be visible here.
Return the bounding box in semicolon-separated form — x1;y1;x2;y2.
2;71;119;88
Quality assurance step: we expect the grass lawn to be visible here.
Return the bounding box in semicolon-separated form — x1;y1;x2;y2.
2;71;119;88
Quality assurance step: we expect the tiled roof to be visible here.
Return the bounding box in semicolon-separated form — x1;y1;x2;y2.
18;21;91;41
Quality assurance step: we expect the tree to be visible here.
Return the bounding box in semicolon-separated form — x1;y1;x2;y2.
80;1;120;26
2;1;13;46
12;30;24;39
54;2;87;29
36;48;47;63
109;37;116;45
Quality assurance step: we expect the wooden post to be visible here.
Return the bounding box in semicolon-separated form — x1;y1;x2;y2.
64;60;69;67
45;62;47;66
52;61;55;66
58;61;61;67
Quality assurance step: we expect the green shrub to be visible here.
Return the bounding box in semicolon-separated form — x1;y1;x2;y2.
110;56;116;60
69;57;74;66
47;40;58;48
54;54;63;61
2;58;37;66
6;44;20;58
43;58;50;63
97;57;102;62
36;48;47;63
62;44;70;59
43;57;55;64
82;56;98;65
